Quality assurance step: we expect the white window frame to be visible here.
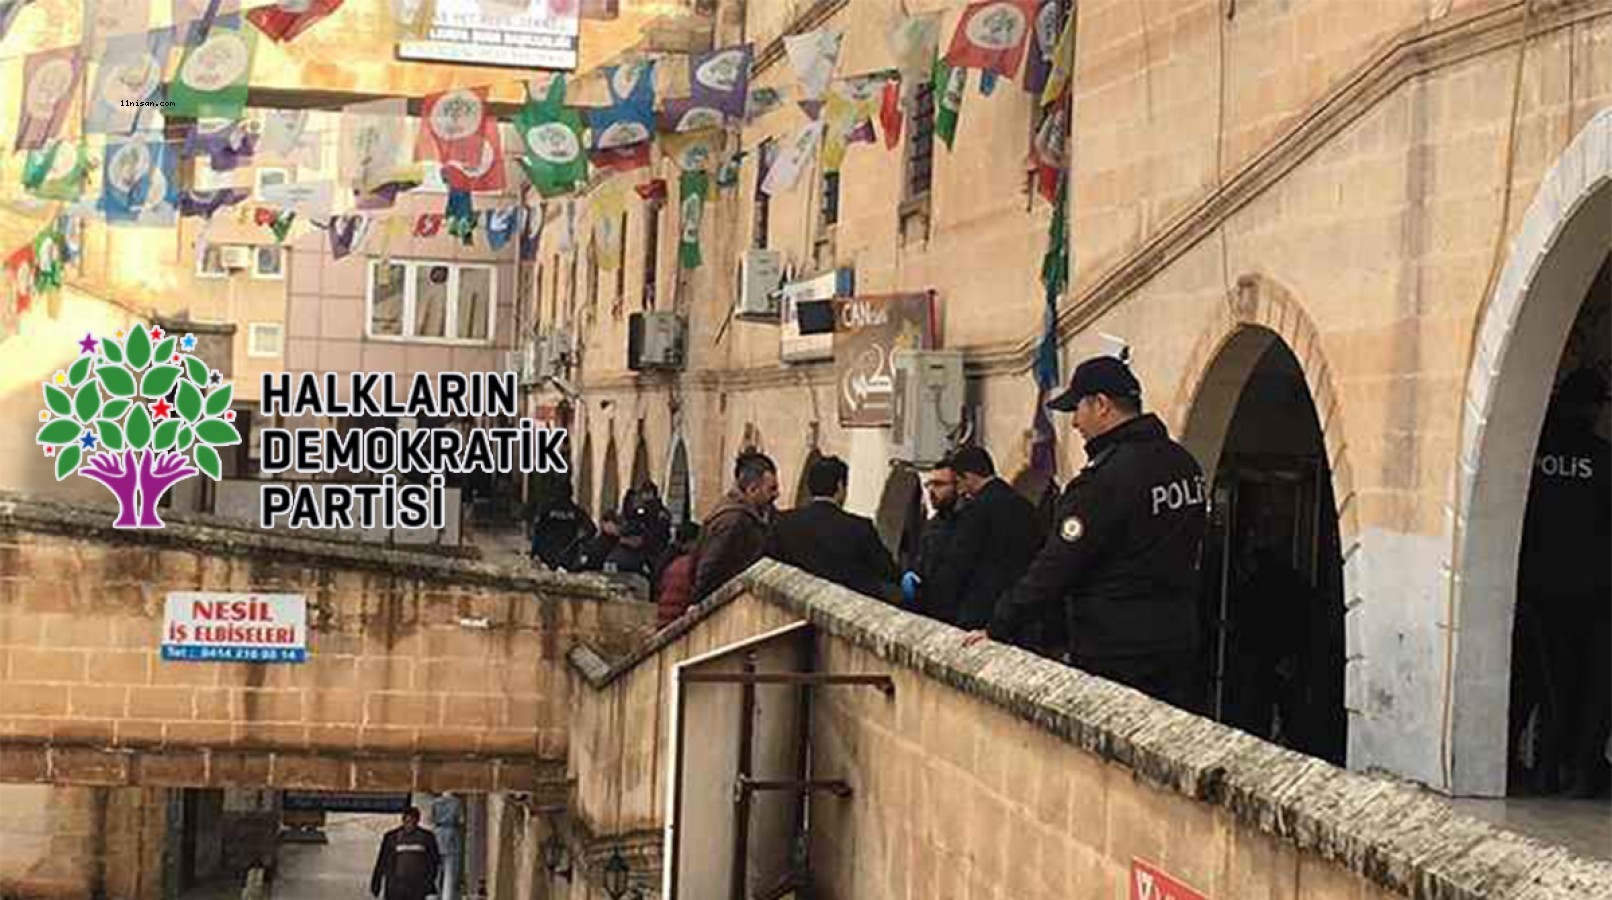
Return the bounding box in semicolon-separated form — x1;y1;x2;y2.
251;245;285;280
365;259;499;345
254;167;291;195
196;244;228;280
247;322;284;358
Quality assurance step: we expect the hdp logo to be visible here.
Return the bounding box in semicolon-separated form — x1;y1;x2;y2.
36;324;240;528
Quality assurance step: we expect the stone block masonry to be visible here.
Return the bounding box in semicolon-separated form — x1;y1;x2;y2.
0;492;655;792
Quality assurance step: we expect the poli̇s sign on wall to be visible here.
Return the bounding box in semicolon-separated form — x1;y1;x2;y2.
162;592;307;663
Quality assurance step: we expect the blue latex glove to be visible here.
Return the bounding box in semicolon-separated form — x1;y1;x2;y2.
900;571;921;605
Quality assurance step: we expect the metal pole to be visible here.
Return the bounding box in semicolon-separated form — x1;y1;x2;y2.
729;652;758;900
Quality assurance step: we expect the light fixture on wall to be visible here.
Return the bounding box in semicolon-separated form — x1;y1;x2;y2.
540;831;571;881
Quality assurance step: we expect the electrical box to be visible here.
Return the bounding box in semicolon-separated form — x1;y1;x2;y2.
628;312;686;371
889;349;965;465
736;248;784;320
220;246;253;270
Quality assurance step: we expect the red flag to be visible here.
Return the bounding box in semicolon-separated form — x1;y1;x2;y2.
880;79;903;149
5;245;37;315
247;0;343;42
590;143;650;174
634;178;667;202
253;207;275;226
421;88;506;193
944;0;1038;79
414;214;443;237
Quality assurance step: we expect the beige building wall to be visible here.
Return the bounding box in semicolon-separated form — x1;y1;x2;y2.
0;784;166;900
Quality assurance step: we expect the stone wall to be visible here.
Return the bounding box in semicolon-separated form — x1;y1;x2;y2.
0;785;165;900
0;493;655;793
566;562;1612;899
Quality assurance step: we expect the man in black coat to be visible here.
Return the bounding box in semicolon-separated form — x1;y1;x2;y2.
970;355;1208;713
531;480;595;570
370;807;441;900
901;462;963;620
927;446;1045;632
767;455;899;600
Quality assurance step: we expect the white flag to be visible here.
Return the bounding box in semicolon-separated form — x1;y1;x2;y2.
82;0;149;52
262;108;320;169
762;119;824;196
887;13;941;85
339;98;408;190
784;29;843;101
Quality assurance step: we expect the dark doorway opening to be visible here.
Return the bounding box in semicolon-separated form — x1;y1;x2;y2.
1199;337;1347;765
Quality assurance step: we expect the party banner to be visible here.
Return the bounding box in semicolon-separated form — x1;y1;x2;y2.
422;87;506;192
589;143;650;174
1040;10;1076;105
100;132;179;225
784;29;842;102
261;108;321;168
5;246;36;316
247;0;342;42
168;13;257;119
944;0;1037;78
184;118;257;170
21;142;90;201
15;48;82;151
746;86;786;122
589;180;629;270
886;14;940;87
660;44;751;132
339;97;412;191
85;28;173;135
179;186;249;218
677;170;706;270
173;0;240;44
760;119;823;197
822;74;889;173
515;76;586;197
1023;0;1062;95
484;206;518;251
587;61;655;151
519;202;544;261
83;0;150;52
658;128;724;172
934;57;967;150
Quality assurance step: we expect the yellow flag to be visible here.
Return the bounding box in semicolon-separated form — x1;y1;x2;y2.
589;179;629;270
1040;14;1076;107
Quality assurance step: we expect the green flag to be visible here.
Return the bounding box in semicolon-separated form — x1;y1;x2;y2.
516;76;588;198
678;169;707;270
933;56;966;151
168;15;257;120
21;141;88;201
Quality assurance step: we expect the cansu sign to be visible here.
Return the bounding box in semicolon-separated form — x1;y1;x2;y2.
161;592;307;663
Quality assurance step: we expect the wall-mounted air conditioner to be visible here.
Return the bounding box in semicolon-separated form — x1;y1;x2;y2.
220;246;253;270
628;312;686;371
889;349;965;466
736;248;784;321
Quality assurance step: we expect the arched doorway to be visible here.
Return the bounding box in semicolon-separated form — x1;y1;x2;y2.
665;437;693;526
793;448;824;509
873;465;924;572
1453;113;1612;796
599;434;621;520
576;432;595;518
630;426;652;492
1186;327;1347;764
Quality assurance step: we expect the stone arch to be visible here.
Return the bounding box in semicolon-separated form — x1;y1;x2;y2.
599;431;621;519
873;465;924;566
1447;108;1612;797
793;447;824;509
576;431;594;518
629;422;652;491
664;435;694;526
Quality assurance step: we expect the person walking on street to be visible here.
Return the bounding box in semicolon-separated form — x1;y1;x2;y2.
901;462;964;619
927;446;1044;631
691;451;779;601
966;355;1209;713
370;807;441;900
767;455;900;600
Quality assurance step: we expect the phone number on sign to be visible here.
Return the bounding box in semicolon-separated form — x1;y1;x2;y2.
161;645;308;663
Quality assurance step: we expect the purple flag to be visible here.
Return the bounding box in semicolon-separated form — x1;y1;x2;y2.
519;203;545;261
660;44;751;133
179;186;249;217
184;118;258;170
1023;0;1062;95
15;48;82;151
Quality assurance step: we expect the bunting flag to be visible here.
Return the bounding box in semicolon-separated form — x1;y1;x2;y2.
822;74;889;173
262;108;321;168
979;70;999;96
1;0;35;40
388;0;434;40
422;88;506;192
83;0;150;51
715;148;746;189
761;119;822;197
784;29;842;102
880;79;903;149
555;199;576;253
178;186;249;217
247;0;342;42
5;246;36;316
85;28;173;135
516;76;587;198
589;143;650;174
660;44;751;132
1032;172;1068;475
269;209;296;242
1029;102;1069;202
413;213;442;238
745;86;786;122
447;191;477;245
21;142;90;201
328;213;367;259
172;0;238;43
184;118;258;170
16;48;82;151
168;12;257;119
886;14;940;87
589;180;629;270
658;128;724;172
634;178;667;202
934;58;966;150
1023;0;1062;96
945;0;1037;79
519;202;545;261
587;61;655;151
32;228;66;298
1040;10;1076;106
485;206;518;251
677;170;707;270
101;132;179;225
340;98;417;192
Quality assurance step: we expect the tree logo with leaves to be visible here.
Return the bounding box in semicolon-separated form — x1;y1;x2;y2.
36;324;240;528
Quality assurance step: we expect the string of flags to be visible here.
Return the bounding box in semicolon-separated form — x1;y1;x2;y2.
2;0;1076;331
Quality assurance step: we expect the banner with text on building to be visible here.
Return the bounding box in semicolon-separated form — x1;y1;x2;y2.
162;592;307;663
834;292;937;428
397;0;579;70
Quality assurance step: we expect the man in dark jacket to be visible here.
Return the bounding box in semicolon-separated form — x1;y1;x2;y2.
603;518;655;580
768;455;899;600
901;462;964;619
531;481;595;570
370;807;441;900
970;355;1208;712
573;511;620;572
691;451;779;601
927;446;1044;631
624;481;673;561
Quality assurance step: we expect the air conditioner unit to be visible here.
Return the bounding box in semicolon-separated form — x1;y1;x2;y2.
219;246;253;270
502;349;526;383
627;312;686;371
541;329;572;378
735;248;784;321
890;349;965;466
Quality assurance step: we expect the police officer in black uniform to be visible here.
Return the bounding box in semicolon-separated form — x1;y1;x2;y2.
965;355;1208;712
530;480;595;570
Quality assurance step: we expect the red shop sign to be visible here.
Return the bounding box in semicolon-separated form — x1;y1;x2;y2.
1131;859;1209;900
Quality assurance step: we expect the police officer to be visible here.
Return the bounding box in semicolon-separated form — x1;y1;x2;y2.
531;480;595;570
964;355;1208;712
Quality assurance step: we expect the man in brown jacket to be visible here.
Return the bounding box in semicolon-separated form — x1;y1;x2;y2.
691;451;779;601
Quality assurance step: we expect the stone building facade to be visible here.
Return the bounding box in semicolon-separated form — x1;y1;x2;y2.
537;0;1612;798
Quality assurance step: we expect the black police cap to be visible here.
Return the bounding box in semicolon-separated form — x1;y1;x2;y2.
1046;355;1142;412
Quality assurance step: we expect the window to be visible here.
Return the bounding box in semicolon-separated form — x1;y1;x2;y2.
196;245;228;279
613;212;627;316
753;138;776;250
642;200;662;310
903;79;937;204
252;245;284;279
820;171;841;230
534;264;545;333
587;238;599;316
248;322;284;357
365;260;497;343
254;167;290;195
